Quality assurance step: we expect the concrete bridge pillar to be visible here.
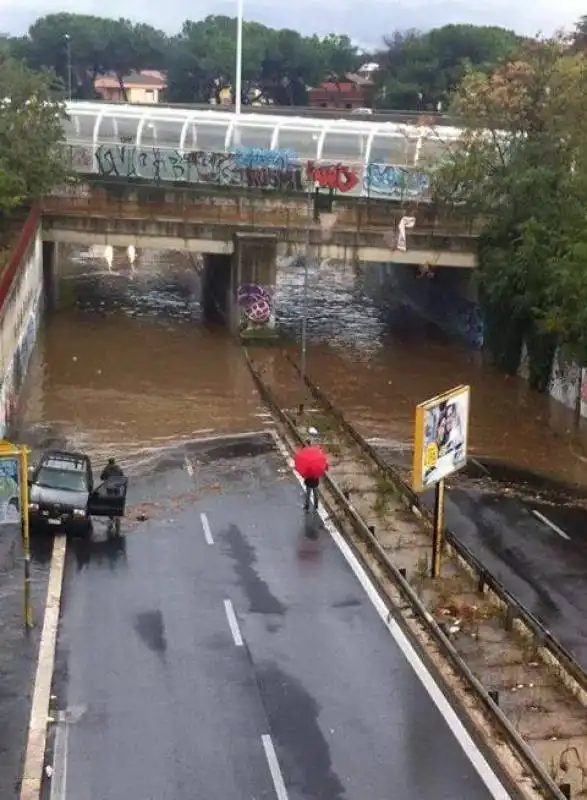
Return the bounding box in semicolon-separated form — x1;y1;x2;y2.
201;253;232;323
231;233;278;340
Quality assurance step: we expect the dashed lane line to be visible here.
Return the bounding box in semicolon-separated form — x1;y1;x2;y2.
223;599;244;647
262;734;289;800
200;512;214;545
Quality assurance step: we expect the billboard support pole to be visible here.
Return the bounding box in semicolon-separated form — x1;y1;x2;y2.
431;478;445;578
20;446;33;629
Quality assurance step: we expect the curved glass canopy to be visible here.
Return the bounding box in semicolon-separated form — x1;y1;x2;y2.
64;101;462;168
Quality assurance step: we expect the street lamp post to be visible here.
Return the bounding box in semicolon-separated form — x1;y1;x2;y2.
64;34;72;100
235;0;243;114
300;185;313;410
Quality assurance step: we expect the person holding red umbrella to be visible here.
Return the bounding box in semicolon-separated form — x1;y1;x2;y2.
294;428;329;512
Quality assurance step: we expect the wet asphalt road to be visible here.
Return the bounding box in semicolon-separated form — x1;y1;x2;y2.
48;433;504;800
418;478;587;670
373;443;587;672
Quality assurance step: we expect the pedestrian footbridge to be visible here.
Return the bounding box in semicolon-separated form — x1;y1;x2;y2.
61;101;461;202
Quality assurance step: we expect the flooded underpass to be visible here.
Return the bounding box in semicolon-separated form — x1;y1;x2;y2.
15;246;266;471
14;243;587;498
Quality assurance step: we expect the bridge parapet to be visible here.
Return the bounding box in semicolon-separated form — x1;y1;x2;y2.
47;181;480;238
42;183;479;268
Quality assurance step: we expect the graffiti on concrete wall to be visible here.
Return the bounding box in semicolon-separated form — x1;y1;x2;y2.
306;161;359;193
95;145;305;190
237;284;274;331
232;147;297;170
188;151;304;191
75;143;434;201
364;164;429;200
96;145;188;183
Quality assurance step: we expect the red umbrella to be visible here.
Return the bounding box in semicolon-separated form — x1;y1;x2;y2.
294;445;328;480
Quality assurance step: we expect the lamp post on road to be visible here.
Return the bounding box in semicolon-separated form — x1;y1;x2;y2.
64;33;72;100
300;188;312;408
235;0;243;115
299;181;319;412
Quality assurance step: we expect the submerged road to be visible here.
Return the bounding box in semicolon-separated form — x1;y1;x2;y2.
47;432;510;800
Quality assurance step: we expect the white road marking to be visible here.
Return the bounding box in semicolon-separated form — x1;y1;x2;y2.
269;430;511;799
49;717;69;800
262;735;289;800
20;535;67;800
223;599;244;647
200;512;214;545
531;509;570;540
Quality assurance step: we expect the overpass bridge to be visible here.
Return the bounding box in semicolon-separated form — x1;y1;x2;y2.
61;101;462;201
51;102;476;339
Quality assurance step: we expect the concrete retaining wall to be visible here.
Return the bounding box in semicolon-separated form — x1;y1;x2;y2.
0;207;43;569
0;209;44;438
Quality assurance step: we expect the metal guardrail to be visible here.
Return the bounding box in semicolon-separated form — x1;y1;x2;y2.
243;348;568;800
283;352;587;698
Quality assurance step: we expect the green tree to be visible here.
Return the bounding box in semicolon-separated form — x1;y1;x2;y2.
374;24;521;111
434;39;587;387
0;58;69;216
13;14;167;101
165;17;360;106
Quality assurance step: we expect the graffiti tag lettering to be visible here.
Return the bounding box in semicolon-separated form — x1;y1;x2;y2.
187;151;241;186
364;164;429;200
233;147;297;170
244;166;303;191
96;145;188;183
306;161;359;193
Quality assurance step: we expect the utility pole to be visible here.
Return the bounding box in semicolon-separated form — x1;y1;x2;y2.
235;0;243;115
300;185;313;410
64;34;72;100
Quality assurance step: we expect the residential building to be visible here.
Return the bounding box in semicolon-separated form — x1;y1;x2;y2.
94;70;167;104
309;72;375;111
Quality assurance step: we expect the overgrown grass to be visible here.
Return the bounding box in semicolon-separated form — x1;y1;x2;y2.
373;475;399;516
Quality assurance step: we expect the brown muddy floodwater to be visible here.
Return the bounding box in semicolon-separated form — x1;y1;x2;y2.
15;246;265;474
14;246;587;490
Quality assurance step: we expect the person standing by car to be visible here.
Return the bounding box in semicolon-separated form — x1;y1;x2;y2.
101;458;124;536
101;457;124;482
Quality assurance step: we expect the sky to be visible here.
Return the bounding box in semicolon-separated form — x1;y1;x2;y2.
0;0;584;48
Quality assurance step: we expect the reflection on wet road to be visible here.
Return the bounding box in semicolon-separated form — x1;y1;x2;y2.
51;434;505;799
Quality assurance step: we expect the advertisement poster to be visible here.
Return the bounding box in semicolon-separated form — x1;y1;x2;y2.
412;385;470;492
0;455;20;524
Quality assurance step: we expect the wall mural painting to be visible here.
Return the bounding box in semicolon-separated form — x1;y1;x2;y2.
237;284;275;332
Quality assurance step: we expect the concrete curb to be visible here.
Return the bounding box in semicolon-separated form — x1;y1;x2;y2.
20;535;67;800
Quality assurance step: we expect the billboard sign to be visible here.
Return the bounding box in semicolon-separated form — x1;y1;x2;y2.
0;452;20;524
412;385;470;492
